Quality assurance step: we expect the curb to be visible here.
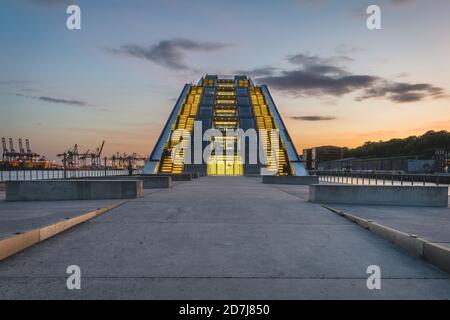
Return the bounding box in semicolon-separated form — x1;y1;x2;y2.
321;204;450;274
0;200;127;261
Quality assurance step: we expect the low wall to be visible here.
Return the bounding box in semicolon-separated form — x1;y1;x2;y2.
79;175;172;189
184;164;207;176
6;180;144;201
263;175;319;185
309;185;448;207
137;176;171;188
244;165;261;176
144;173;192;181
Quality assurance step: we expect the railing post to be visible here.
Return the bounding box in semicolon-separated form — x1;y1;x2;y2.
63;153;67;179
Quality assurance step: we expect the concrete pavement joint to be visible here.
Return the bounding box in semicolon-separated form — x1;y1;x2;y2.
1;275;448;280
87;221;351;226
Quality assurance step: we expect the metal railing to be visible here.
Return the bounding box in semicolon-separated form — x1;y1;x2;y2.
316;171;449;186
0;169;132;182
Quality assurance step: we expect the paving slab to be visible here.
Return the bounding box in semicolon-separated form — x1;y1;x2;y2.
0;197;117;240
327;197;450;250
0;177;449;299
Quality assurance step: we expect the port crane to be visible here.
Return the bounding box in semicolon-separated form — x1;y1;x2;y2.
91;140;105;168
57;144;80;168
57;141;105;169
2;137;8;161
79;149;90;168
25;139;39;161
110;152;147;169
1;137;40;164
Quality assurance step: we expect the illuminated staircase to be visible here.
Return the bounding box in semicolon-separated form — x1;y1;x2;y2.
159;86;202;173
250;86;289;175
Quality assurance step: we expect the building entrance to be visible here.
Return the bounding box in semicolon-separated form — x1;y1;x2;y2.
207;155;243;176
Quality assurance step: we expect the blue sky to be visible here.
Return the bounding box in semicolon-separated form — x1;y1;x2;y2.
1;0;449;160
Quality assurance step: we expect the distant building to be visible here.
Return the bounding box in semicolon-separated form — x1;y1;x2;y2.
435;148;450;173
302;146;343;170
318;156;435;173
302;149;312;170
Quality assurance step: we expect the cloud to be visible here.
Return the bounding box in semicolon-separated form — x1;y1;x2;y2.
11;93;87;106
38;96;87;106
290;116;337;121
287;53;353;77
108;38;231;70
258;70;377;97
234;66;278;77
357;82;444;102
255;53;445;103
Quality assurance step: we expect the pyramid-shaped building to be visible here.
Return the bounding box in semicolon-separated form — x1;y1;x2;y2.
143;75;307;176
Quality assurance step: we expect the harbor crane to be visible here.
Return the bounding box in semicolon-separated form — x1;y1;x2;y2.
2;137;8;161
1;138;42;168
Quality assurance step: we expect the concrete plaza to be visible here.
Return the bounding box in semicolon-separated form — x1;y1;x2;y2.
0;176;449;299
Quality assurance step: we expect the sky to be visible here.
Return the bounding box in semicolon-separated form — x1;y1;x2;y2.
0;0;449;161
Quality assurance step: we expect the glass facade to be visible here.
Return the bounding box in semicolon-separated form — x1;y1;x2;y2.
149;75;304;176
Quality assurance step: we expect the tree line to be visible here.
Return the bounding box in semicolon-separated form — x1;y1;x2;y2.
344;130;450;159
